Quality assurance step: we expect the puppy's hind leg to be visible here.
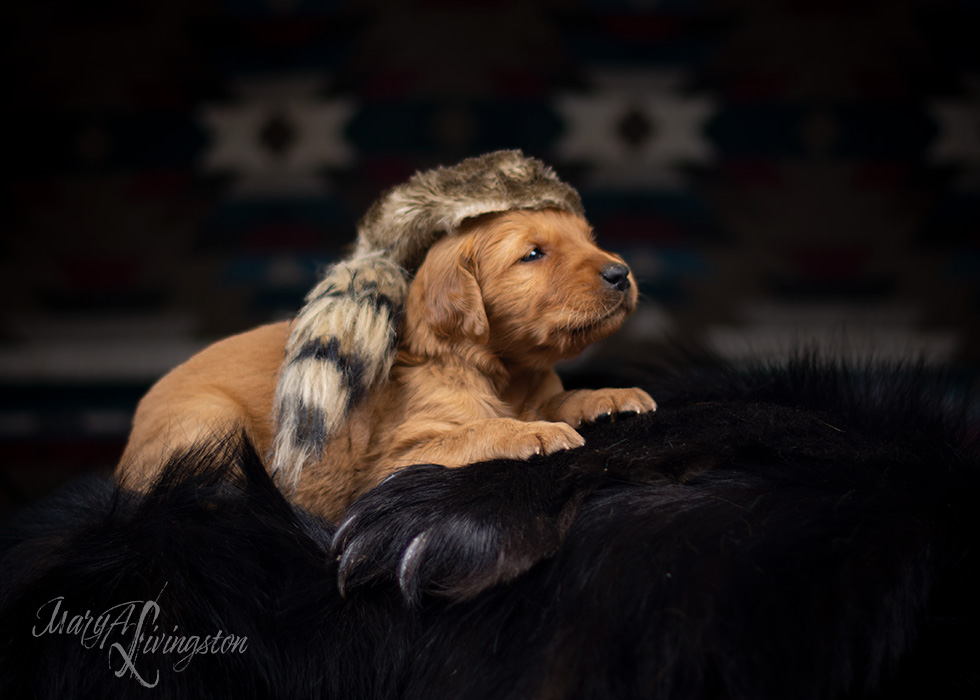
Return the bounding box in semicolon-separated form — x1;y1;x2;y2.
116;322;287;492
117;392;256;491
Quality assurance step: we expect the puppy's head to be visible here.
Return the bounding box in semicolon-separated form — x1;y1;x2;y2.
402;208;637;371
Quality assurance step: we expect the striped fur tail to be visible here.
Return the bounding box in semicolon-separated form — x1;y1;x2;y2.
270;254;408;490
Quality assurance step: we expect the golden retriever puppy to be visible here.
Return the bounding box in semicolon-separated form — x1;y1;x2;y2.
117;209;656;520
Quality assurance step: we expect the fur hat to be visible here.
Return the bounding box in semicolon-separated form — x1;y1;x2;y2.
271;150;584;488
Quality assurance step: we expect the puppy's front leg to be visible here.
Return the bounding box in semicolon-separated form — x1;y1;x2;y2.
387;417;584;473
534;387;657;428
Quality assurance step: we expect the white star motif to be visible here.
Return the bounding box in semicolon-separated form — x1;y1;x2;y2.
554;69;715;189
929;100;980;163
199;76;356;195
556;94;714;165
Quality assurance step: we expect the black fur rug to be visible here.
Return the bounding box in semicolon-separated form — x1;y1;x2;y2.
1;357;978;699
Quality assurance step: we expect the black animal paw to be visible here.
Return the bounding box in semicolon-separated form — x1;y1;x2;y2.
330;453;602;603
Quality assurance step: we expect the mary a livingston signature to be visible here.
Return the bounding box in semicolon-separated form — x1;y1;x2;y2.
32;583;248;688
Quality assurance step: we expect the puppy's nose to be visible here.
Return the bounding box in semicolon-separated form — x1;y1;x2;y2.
600;263;631;292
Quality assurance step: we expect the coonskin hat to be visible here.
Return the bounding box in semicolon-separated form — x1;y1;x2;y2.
271;150;584;488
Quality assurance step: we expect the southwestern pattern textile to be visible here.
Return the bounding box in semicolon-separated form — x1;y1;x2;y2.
2;0;979;513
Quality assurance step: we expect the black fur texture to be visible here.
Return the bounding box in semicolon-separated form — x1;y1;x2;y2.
1;357;977;699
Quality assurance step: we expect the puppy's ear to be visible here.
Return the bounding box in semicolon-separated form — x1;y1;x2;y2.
409;236;489;348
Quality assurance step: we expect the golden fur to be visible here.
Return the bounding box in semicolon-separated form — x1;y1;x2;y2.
117;209;656;520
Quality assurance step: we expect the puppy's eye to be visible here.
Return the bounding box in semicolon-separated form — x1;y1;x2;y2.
520;247;545;262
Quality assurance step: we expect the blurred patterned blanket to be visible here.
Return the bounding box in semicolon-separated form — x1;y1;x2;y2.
2;0;978;513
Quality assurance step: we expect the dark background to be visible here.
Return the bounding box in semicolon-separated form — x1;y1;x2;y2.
2;0;978;517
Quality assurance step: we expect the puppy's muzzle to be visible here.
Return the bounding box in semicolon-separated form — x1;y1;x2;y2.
600;262;631;293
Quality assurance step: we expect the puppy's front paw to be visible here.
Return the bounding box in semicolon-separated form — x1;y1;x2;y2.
503;420;585;460
331;454;601;603
551;387;657;428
